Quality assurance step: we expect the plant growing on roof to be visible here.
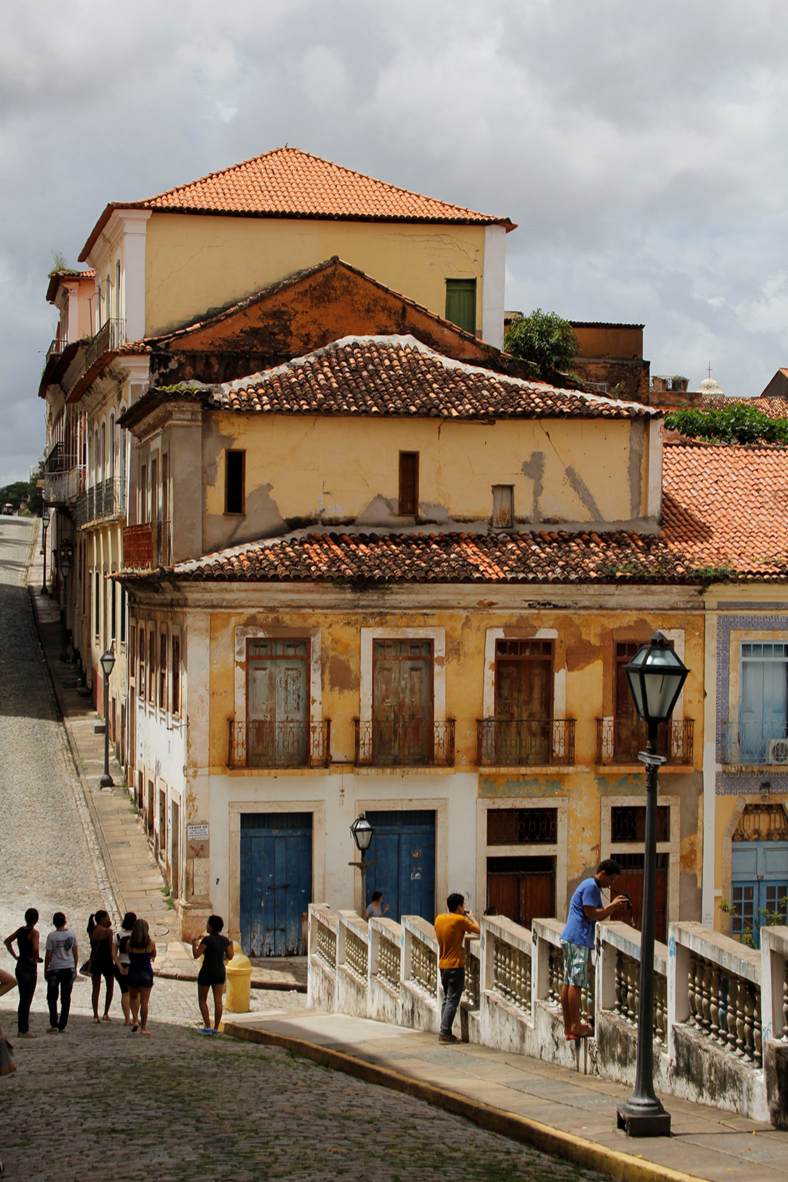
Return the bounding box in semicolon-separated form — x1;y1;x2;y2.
504;309;579;378
665;404;788;445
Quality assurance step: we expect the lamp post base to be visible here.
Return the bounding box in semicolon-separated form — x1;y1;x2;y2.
99;773;114;790
616;1100;671;1138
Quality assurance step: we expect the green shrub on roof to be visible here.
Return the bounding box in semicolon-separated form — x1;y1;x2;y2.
665;403;788;444
504;309;579;378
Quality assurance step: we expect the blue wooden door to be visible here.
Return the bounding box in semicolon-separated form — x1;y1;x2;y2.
240;813;312;956
365;810;435;922
731;840;788;948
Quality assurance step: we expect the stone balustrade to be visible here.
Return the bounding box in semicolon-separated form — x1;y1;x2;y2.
309;906;788;1124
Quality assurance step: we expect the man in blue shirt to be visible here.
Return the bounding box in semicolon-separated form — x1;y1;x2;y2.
560;859;628;1040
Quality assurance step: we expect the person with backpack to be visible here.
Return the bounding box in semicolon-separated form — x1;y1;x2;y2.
110;912;136;1026
4;908;40;1037
87;910;115;1023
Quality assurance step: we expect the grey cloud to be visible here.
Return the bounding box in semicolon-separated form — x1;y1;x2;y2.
3;0;788;482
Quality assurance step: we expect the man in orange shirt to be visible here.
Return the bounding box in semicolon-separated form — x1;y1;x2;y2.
434;893;480;1044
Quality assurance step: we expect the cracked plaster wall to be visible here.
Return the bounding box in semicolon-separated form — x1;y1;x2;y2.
200;412;650;549
144;213;486;339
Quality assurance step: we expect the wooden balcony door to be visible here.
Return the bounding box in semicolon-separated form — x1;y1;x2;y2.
495;640;552;764
372;640;433;765
248;639;308;767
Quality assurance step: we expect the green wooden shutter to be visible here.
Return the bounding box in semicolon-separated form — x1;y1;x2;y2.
445;279;477;334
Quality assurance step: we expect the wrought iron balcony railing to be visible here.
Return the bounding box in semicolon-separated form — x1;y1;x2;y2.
45;442;71;473
354;717;455;767
721;720;788;766
477;718;575;766
44;464;85;507
121;520;171;569
84;318;125;371
228;719;331;769
76;479;124;527
596;717;694;765
46;335;68;363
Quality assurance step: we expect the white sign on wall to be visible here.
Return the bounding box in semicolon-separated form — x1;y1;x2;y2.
187;823;209;841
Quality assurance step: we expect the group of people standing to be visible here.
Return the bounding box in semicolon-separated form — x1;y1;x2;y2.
0;907;233;1041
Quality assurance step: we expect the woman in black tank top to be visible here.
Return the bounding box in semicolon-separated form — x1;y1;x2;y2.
4;908;40;1037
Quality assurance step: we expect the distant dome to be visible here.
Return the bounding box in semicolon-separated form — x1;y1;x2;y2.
698;376;723;396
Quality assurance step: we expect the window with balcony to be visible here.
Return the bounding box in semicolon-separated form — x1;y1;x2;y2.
356;639;447;767
159;633;167;710
477;640;573;766
596;639;694;765
228;638;329;769
138;629;145;699
148;629;156;705
171;636;180;717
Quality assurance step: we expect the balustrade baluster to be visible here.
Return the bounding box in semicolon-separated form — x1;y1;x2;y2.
687;954;698;1026
726;974;738;1053
709;964;721;1041
783;962;788;1042
743;984;755;1064
615;952;624;1016
753;987;763;1068
735;977;746;1058
700;960;712;1035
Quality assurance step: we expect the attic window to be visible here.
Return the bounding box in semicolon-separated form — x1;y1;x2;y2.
399;452;419;516
492;485;514;529
225;450;245;515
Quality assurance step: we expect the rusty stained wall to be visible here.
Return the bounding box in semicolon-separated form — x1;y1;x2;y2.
570;358;651;405
200;411;654;554
203;601;705;912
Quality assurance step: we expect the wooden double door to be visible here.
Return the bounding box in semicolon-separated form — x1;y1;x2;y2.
372;640;433;765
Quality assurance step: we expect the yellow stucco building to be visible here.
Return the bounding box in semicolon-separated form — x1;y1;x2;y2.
118;336;706;949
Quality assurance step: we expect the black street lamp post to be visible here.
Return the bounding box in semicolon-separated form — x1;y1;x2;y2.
349;813;376;910
41;506;51;596
58;550;72;661
99;642;116;789
616;632;689;1138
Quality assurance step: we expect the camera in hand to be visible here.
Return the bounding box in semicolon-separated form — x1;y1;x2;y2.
617;893;633;910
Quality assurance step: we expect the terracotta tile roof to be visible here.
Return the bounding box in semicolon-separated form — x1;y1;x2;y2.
131;529;692;585
663;443;788;577
81;147;514;260
700;395;788;419
210;336;658;420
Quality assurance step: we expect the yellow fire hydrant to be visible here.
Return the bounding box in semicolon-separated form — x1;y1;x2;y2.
225;942;252;1013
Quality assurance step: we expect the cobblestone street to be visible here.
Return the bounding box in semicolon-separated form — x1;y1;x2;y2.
0;519;602;1182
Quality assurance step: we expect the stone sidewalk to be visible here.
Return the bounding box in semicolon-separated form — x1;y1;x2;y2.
223;1009;788;1182
27;522;305;992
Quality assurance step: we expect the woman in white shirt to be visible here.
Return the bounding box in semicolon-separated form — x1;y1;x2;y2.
110;911;136;1026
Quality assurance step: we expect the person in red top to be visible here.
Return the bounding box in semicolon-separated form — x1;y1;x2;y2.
434;893;480;1044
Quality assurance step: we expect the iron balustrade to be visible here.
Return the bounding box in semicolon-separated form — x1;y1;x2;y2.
85;318;125;371
46;335;68;363
596;717;694;765
477;718;575;766
45;443;71;473
228;719;331;769
76;479;123;527
721;720;788;766
354;717;455;767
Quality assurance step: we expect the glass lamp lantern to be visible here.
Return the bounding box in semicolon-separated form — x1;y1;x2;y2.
350;812;374;852
624;631;689;725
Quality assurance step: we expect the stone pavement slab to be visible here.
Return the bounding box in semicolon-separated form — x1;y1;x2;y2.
223;1009;788;1182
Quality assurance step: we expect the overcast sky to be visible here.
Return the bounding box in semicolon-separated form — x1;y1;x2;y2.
3;0;788;485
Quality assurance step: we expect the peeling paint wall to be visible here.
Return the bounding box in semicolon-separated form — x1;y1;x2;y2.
200;412;650;550
144;214;487;339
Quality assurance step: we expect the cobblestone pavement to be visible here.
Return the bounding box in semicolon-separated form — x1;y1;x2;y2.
0;519;603;1181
